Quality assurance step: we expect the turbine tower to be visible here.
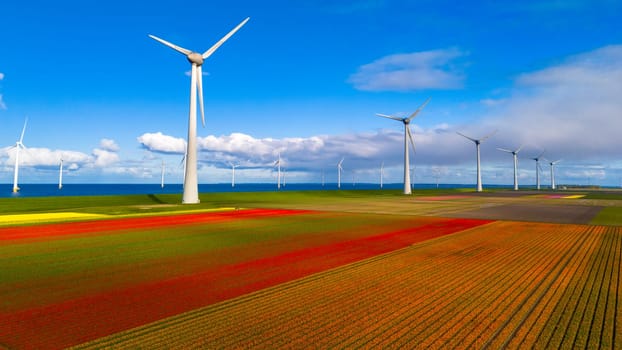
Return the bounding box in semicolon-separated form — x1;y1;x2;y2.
530;150;545;190
229;162;238;187
58;157;63;190
548;159;562;190
273;153;282;190
456;130;497;192
380;161;384;189
376;97;430;195
161;160;165;189
11;118;28;193
149;17;249;203
497;145;523;191
337;158;344;189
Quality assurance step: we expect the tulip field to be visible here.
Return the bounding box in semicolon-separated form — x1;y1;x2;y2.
0;190;620;349
0;207;487;349
74;220;621;349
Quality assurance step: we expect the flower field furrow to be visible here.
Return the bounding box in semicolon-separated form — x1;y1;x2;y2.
399;223;569;348
583;228;617;349
420;227;567;349
591;227;621;349
478;225;597;349
346;223;547;348
532;226;607;347
502;225;602;348
556;226;610;348
323;231;516;347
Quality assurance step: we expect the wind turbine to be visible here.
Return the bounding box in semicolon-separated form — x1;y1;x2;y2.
530;150;545;190
58;157;63;190
497;145;523;191
10;118;28;193
149;17;249;204
380;162;384;189
273;153;282;190
337;158;344;189
376;97;430;195
229;162;238;187
161;160;165;189
456;130;497;192
548;159;562;190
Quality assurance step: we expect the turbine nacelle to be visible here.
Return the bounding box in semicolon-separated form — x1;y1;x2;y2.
187;52;204;66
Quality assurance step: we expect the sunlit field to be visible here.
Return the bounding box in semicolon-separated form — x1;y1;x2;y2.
0;189;620;348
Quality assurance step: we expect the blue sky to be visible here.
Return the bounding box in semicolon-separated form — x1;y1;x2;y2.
1;0;621;186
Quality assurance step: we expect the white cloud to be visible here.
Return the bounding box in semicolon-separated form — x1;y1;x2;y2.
348;48;467;91
92;148;120;167
1;147;91;167
99;138;120;152
480;44;622;162
0;95;6;110
138;132;186;154
0;72;4;80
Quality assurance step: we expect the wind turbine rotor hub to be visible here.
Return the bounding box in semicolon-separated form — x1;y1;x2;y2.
403;119;410;125
187;52;204;65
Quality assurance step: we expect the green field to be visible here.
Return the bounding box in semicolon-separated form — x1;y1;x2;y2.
1;188;621;348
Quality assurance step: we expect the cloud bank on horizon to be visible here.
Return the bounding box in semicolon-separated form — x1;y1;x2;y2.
128;44;621;184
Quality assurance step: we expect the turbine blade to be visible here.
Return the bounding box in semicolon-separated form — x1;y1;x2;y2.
202;17;250;59
19;118;28;143
456;131;477;143
480;129;498;142
406;97;431;121
376;113;403;121
148;35;192;55
407;126;416;154
537;149;546;159
515;144;524;153
197;65;205;127
338;157;344;166
497;147;512;153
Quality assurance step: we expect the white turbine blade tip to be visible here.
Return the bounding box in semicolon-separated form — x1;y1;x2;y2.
456;132;476;142
376;113;402;121
149;34;192;55
407;97;431;120
202;17;250;59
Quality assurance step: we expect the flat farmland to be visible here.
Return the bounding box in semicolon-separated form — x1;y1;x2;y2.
75;220;621;349
0;189;620;349
0;207;486;349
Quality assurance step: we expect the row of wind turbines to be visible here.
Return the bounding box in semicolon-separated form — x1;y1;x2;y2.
7;17;565;199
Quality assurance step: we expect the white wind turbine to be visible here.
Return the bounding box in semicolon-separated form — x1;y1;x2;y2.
547;159;562;190
161;160;165;189
456;130;497;192
497;145;523;191
229;162;238;187
380;161;384;189
273;153;282;189
337;158;344;189
376;97;430;195
10;118;28;193
58;157;63;190
530;150;545;190
149;17;249;203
